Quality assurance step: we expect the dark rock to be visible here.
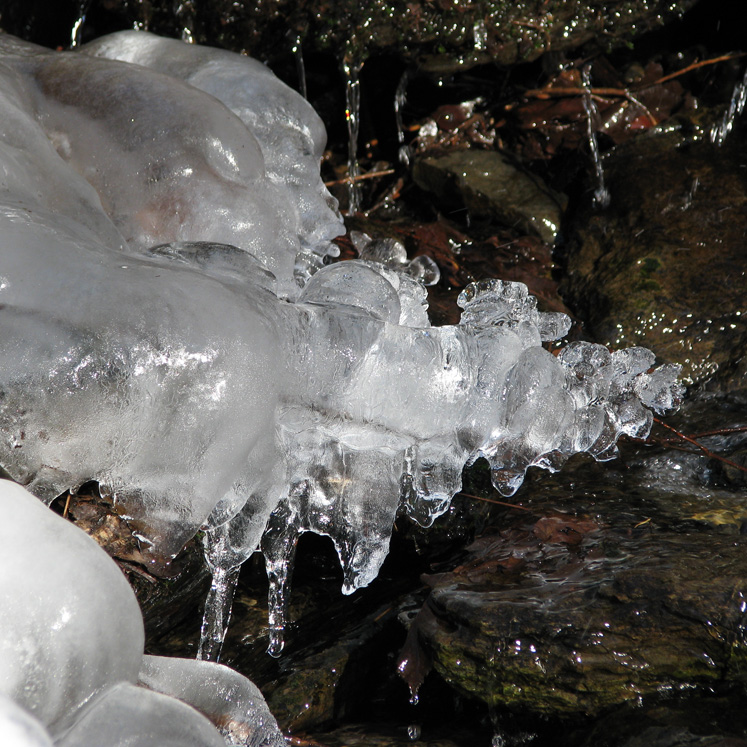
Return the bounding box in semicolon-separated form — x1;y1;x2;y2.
405;451;747;721
562;130;747;389
0;0;701;71
412;150;565;244
307;723;463;746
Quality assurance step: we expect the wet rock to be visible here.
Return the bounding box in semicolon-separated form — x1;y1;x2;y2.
413;150;564;244
1;0;700;71
308;723;463;746
562;130;747;389
618;727;747;747
404;450;747;721
571;690;747;747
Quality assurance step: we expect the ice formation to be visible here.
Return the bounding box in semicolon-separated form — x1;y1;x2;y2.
0;479;286;746
0;28;683;675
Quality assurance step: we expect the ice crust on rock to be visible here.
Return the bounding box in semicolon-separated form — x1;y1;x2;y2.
0;480;286;746
0;31;683;662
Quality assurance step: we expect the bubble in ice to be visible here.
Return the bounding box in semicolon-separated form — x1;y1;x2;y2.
0;29;683;673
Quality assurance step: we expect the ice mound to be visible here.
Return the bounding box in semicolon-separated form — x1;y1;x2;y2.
0;480;286;746
0;31;683;661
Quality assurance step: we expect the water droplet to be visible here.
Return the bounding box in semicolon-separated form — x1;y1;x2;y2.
407;724;421;741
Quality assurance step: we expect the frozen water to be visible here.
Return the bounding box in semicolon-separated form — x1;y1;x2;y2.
0;696;54;747
0;480;285;746
57;684;227;747
0;31;683;663
138;656;286;747
0;480;144;736
81;30;344;288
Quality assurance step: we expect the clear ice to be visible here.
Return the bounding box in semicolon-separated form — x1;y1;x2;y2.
0;26;683;684
0;479;286;746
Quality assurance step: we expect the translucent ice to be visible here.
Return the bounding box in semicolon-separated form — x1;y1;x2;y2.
57;684;227;747
0;31;683;660
0;480;144;736
138;656;286;747
0;696;53;747
0;480;285;746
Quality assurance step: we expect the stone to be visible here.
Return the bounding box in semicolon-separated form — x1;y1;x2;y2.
562;130;747;389
413;150;564;244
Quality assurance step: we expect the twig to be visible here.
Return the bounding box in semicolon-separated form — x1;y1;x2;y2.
524;85;630;99
459;492;533;511
659;425;747;442
62;493;72;519
324;168;395;187
653;417;747;474
649;52;747;86
287;737;328;747
523;52;747;102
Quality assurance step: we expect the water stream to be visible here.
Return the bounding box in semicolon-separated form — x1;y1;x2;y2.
582;65;610;209
342;54;363;213
710;64;747;146
395;69;411;167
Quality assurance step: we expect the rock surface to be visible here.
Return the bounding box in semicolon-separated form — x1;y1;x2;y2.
561;129;747;389
1;0;700;70
413;150;564;244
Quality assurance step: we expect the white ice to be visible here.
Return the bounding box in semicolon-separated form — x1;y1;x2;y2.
0;28;683;670
0;480;286;746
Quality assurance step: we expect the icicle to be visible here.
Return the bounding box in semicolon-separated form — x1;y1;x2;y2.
710;66;747;146
70;1;92;49
173;0;196;44
197;526;241;662
581;65;610;209
291;35;308;100
197;564;240;662
342;54;363;213
395;69;411;167
261;502;302;657
473;19;488;52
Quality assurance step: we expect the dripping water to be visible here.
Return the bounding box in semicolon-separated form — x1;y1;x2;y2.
70;0;92;49
261;502;302;657
265;555;293;657
197;564;240;661
197;525;241;662
342;55;363;214
291;35;308;100
581;65;610;209
173;0;196;43
710;65;747;146
395;70;411;166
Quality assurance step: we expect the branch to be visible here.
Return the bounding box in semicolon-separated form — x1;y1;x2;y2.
653;417;747;475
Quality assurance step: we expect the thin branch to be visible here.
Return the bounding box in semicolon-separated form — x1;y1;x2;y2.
324;168;395;187
523;52;747;102
458;492;533;511
649;52;746;86
659;424;747;442
653;417;747;474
